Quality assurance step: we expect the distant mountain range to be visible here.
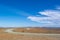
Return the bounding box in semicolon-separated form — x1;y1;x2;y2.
0;26;60;29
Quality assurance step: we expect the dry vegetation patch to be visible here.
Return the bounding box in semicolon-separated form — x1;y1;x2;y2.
0;28;60;40
0;32;60;40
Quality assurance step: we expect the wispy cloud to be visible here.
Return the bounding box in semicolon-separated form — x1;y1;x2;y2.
27;6;60;27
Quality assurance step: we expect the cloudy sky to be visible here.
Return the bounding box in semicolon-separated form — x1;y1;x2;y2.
0;0;60;27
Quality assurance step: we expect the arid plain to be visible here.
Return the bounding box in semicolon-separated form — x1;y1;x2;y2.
0;27;60;40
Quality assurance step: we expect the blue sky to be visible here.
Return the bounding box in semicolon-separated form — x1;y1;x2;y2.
0;0;60;27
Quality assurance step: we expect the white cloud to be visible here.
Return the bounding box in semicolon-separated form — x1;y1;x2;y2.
27;7;60;27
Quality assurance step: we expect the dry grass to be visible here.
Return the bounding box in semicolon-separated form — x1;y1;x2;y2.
0;28;60;40
13;28;60;34
0;32;60;40
0;28;5;32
